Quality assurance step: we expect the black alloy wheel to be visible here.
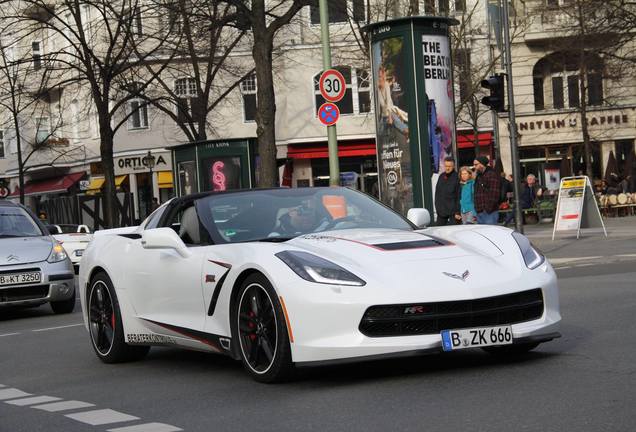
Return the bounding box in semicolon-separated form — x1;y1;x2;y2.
235;274;293;383
88;272;149;363
89;280;116;356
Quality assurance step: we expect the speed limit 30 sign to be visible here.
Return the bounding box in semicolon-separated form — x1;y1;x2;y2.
319;69;346;103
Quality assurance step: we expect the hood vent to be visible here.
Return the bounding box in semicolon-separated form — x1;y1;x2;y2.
372;239;448;251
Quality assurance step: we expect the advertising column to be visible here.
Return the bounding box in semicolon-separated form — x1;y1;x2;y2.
365;17;457;216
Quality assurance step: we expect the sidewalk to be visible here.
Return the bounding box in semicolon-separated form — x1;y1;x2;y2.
523;215;636;261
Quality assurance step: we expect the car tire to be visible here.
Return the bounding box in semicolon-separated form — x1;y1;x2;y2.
482;342;540;356
233;273;294;383
50;288;76;314
88;272;150;363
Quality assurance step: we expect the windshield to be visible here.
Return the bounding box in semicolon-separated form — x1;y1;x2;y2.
0;206;44;237
196;187;414;244
56;224;80;234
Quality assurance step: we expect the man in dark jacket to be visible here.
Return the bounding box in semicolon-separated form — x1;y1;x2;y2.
435;157;460;225
473;156;501;225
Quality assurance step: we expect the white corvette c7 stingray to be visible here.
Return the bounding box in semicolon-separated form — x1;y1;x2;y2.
79;187;561;382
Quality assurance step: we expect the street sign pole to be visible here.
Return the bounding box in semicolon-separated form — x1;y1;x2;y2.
318;0;339;186
501;0;523;234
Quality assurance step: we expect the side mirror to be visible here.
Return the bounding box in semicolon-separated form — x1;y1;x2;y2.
407;208;431;228
141;228;192;258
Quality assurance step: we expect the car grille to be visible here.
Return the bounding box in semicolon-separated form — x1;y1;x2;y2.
359;289;544;337
0;285;50;303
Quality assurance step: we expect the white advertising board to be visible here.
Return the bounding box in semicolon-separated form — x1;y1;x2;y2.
552;176;606;240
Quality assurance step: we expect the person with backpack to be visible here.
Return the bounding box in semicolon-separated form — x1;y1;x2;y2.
473;156;501;225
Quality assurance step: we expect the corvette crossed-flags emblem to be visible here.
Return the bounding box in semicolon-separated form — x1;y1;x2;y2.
442;270;470;282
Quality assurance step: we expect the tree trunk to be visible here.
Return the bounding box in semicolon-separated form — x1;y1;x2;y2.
13;113;25;205
252;34;278;187
99;120;117;229
577;3;593;179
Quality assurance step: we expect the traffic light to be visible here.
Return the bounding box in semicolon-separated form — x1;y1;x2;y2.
481;73;506;112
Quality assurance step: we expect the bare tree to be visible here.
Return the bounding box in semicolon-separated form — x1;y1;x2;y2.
527;0;636;178
221;0;312;187
0;36;81;204
1;0;173;227
131;0;252;142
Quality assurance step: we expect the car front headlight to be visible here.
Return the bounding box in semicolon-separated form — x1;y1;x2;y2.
511;232;545;270
47;242;68;263
276;251;366;286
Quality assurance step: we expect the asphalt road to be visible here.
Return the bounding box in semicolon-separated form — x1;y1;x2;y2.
2;244;636;432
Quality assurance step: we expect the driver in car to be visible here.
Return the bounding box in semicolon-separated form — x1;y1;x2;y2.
277;201;327;235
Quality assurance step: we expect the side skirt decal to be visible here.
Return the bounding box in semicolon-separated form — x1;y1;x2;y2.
140;318;230;354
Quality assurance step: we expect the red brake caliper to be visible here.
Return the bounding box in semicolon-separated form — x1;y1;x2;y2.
111;311;116;329
248;311;256;341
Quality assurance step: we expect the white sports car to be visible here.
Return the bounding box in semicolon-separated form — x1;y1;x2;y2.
79;187;561;382
48;224;93;274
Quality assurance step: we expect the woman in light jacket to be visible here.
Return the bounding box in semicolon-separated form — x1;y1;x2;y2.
459;166;476;224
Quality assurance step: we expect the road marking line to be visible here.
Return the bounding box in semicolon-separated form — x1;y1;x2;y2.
65;409;139;426
0;389;31;400
107;423;183;432
0;333;20;337
6;396;61;406
32;323;83;332
32;400;94;412
550;256;601;264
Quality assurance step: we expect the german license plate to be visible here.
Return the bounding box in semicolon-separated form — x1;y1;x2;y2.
441;325;513;351
0;272;42;287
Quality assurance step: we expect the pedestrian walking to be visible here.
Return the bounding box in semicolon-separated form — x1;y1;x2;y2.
459;166;476;224
434;157;460;225
473;156;501;225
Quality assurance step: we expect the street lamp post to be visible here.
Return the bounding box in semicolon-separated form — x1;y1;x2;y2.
143;150;156;217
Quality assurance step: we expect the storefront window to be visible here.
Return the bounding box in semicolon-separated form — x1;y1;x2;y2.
202;157;242;191
178;161;198;196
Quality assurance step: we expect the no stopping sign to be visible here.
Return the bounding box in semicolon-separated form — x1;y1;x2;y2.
319;69;346;103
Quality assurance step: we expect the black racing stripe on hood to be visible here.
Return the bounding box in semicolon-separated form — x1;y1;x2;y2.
373;239;449;250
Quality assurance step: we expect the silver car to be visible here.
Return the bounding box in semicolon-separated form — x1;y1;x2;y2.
0;200;75;313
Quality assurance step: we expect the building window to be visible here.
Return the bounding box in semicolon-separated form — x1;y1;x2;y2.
532;52;603;111
313;66;370;116
36;117;50;145
240;74;257;122
132;8;143;37
32;41;42;70
551;76;564;109
454;0;466;12
0;131;4;158
310;0;363;24
174;77;198;123
455;49;471;103
127;83;149;129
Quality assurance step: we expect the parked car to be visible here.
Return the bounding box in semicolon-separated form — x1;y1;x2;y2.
79;187;561;382
0;200;75;313
47;224;93;274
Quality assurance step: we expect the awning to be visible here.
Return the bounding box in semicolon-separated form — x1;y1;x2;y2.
86;175;127;195
287;142;376;159
158;171;173;189
457;132;493;149
9;172;85;198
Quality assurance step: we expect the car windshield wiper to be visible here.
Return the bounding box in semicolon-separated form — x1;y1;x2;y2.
252;236;295;243
0;234;24;238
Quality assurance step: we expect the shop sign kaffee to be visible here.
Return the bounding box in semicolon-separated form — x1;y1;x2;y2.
114;151;173;175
